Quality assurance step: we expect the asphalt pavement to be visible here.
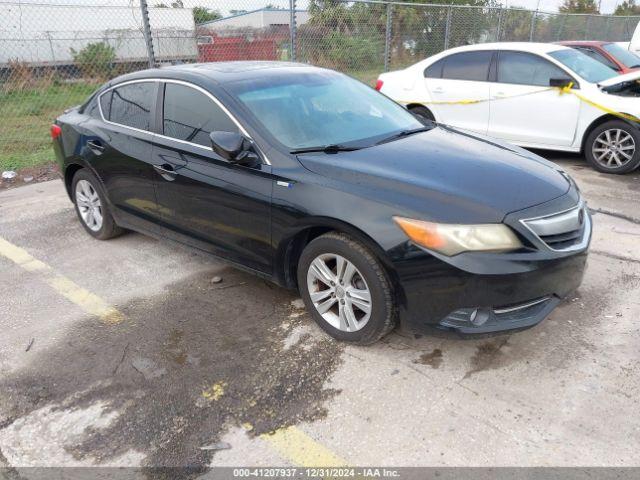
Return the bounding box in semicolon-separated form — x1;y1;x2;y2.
0;153;639;475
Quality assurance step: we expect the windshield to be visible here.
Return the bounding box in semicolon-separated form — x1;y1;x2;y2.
548;49;618;84
603;43;640;69
227;70;423;150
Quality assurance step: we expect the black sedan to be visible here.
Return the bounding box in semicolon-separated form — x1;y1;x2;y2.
52;62;591;344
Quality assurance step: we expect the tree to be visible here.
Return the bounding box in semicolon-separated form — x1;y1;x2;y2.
192;6;222;24
614;0;640;15
71;42;116;80
558;0;599;14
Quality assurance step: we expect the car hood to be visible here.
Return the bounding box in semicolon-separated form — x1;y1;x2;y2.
599;70;640;87
297;127;571;224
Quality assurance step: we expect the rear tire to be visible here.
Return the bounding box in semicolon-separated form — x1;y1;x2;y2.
297;232;396;345
71;169;124;240
585;120;640;174
409;105;436;125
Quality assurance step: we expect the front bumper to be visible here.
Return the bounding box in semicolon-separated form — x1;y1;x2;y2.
392;195;590;334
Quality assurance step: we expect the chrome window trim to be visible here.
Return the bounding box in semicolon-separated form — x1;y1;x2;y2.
96;77;271;165
520;201;591;253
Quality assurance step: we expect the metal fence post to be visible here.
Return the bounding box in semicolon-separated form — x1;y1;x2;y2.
529;10;537;42
289;0;297;62
496;7;504;42
139;0;156;68
384;2;393;72
444;6;452;50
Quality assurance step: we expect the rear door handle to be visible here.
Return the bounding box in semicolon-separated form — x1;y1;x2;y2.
153;163;177;180
86;140;104;155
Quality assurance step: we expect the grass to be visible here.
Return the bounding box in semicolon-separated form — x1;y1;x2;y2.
347;67;386;87
0;82;97;172
0;66;389;173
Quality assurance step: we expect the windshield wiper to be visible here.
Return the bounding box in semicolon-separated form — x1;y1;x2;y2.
290;144;361;154
375;126;432;146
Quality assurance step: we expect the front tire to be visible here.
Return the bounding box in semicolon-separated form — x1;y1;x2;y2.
71;169;123;240
297;232;396;345
585;120;640;174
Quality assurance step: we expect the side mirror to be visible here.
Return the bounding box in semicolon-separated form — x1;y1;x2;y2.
549;77;574;88
209;131;260;165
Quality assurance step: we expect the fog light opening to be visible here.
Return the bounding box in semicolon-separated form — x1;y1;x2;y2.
469;308;491;327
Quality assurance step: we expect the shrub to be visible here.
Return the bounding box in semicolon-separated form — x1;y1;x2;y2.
300;29;381;70
71;42;116;80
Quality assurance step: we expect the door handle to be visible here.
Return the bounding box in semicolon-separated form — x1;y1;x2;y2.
153;163;177;180
86;139;104;155
433;88;445;94
493;91;506;98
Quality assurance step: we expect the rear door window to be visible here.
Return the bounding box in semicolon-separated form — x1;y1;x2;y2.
105;82;156;131
498;51;569;87
441;51;493;81
162;82;238;147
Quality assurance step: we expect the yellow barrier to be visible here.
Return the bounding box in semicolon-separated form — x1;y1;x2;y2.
399;83;640;124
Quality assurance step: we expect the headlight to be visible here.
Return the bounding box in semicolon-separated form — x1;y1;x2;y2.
393;216;523;256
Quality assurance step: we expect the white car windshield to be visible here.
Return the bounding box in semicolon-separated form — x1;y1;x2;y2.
549;49;618;84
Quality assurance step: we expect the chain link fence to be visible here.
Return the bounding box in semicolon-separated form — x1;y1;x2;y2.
1;0;639;172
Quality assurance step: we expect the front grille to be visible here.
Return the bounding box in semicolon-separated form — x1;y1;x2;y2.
521;203;589;252
539;228;583;250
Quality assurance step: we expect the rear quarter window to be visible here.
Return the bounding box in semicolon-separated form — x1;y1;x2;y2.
99;91;112;120
105;82;156;131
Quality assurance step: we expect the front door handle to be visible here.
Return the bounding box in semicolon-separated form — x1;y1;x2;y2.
86;140;105;155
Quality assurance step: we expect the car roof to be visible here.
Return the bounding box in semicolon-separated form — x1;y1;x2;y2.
104;61;326;88
439;42;570;56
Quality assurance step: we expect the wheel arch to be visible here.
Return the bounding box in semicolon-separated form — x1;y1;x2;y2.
63;163;85;199
275;217;402;296
406;103;434;114
581;114;638;154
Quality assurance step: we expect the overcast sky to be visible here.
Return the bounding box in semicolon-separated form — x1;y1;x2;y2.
3;0;630;15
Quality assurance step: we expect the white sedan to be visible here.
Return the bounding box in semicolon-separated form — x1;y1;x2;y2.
376;42;640;174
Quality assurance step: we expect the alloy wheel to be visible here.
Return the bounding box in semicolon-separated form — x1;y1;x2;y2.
75;179;103;232
306;253;372;332
592;129;636;169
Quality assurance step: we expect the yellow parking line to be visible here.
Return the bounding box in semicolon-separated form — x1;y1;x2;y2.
260;426;348;467
0;236;124;324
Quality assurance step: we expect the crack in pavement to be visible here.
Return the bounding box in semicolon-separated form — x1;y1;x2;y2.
591;250;640;265
591;208;640;226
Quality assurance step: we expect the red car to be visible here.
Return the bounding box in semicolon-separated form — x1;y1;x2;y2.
557;41;640;75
